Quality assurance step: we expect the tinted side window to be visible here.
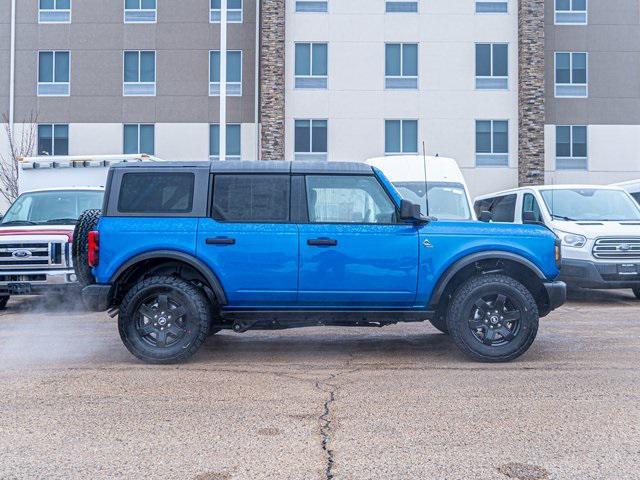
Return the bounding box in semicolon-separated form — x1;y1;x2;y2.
118;173;194;214
522;193;542;222
306;175;396;224
491;194;517;222
474;198;495;218
212;175;290;222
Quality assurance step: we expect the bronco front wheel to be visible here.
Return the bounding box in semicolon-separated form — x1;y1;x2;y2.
446;274;539;362
118;276;211;364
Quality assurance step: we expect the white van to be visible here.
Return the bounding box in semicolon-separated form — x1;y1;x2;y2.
365;155;474;220
614;179;640;206
474;185;640;298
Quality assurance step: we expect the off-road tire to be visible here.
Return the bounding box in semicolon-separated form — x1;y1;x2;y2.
72;209;102;287
446;274;539;363
118;276;211;364
633;288;640;300
429;316;449;334
0;295;9;310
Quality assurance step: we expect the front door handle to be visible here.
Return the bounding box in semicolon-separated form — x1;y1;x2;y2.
206;237;236;245
307;238;338;247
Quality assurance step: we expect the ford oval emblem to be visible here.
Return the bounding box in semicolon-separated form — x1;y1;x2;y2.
12;249;32;258
617;244;632;252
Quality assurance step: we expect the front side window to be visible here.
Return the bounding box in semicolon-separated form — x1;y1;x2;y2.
385;120;418;155
124;0;157;23
386;1;418;13
210;0;243;22
296;0;328;13
210;50;242;96
489;194;516;222
212;175;290;222
38;51;70;96
476;120;508;166
295;43;328;89
555;52;587;97
123;124;155;155
306;175;396;224
541;188;640;222
394;182;472;220
1;190;103;226
123;50;156;96
555;0;587;24
522;193;543;223
476;0;508;13
38;124;68;156
39;0;71;23
476;43;508;89
210;124;241;161
385;43;418;89
118;173;194;214
556;125;587;170
295;120;327;161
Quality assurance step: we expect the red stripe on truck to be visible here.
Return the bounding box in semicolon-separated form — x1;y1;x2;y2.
0;229;74;242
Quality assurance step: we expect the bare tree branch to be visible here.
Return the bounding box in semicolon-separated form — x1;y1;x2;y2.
0;112;38;204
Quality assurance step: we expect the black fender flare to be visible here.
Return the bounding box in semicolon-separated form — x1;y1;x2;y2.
110;250;228;305
429;251;546;306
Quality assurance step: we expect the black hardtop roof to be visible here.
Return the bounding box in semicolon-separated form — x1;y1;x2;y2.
111;160;375;175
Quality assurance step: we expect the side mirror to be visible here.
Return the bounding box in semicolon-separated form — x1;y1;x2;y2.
400;199;427;224
479;210;493;223
523;211;542;225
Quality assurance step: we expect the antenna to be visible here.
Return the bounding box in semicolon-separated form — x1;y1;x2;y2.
422;141;430;217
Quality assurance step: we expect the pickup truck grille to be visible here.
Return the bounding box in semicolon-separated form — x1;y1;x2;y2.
592;238;640;260
0;242;65;269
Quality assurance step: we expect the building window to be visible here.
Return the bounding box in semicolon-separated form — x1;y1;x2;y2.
124;124;155;155
124;0;156;23
476;0;507;13
386;1;418;13
295;120;328;161
210;0;243;23
385;120;418;155
38;124;68;156
555;52;587;98
556;125;587;170
39;0;71;23
38;51;70;96
385;43;418;89
476;120;508;166
210;124;241;161
295;43;328;89
555;0;587;24
123;51;156;96
476;43;508;89
210;51;243;96
296;0;328;13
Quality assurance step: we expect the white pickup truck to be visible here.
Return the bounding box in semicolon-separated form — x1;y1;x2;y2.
0;154;157;309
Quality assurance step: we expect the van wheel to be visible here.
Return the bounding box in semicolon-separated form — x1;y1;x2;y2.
118;276;211;364
0;295;9;310
428;316;449;334
72;209;102;287
447;274;539;363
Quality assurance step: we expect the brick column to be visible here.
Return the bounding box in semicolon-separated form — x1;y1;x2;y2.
518;0;545;186
259;0;286;160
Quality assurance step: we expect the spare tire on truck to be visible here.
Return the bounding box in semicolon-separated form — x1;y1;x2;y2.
72;209;102;287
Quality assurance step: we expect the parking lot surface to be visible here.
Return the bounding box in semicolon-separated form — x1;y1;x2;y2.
0;290;639;480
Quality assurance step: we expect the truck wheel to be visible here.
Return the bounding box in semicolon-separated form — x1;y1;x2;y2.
118;276;211;364
72;209;102;287
429;316;449;334
446;274;539;363
0;295;9;310
633;288;640;300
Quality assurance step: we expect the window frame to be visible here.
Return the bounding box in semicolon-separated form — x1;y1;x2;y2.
210;0;244;23
475;0;508;14
37;123;69;156
123;50;157;96
124;0;157;24
475;42;509;90
475;119;509;167
209;50;243;97
295;0;328;13
554;51;588;98
385;43;418;90
384;119;418;156
38;0;72;24
123;123;155;155
209;124;242;161
294;119;328;161
554;0;588;25
37;50;70;97
294;42;328;89
385;0;419;13
555;125;588;170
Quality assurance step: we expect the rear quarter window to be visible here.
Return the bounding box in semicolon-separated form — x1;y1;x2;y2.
118;172;195;214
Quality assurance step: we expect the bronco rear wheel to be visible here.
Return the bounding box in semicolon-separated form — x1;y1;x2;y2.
446;274;539;363
119;276;211;364
72;209;102;287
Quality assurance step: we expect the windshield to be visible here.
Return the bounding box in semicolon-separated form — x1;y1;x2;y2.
1;190;103;226
540;188;640;221
393;181;472;220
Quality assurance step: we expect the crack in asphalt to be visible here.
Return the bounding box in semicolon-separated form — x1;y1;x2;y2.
316;373;338;480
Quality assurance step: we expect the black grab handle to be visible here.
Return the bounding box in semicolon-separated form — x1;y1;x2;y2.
307;238;338;247
206;237;236;245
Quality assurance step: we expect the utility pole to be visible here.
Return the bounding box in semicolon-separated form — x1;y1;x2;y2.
219;0;227;161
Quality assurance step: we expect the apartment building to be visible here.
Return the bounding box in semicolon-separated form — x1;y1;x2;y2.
1;0;259;164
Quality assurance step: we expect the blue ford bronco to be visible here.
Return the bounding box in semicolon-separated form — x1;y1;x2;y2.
75;161;566;364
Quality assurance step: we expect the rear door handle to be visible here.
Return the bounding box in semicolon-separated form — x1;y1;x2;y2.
307;238;338;247
206;237;236;245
